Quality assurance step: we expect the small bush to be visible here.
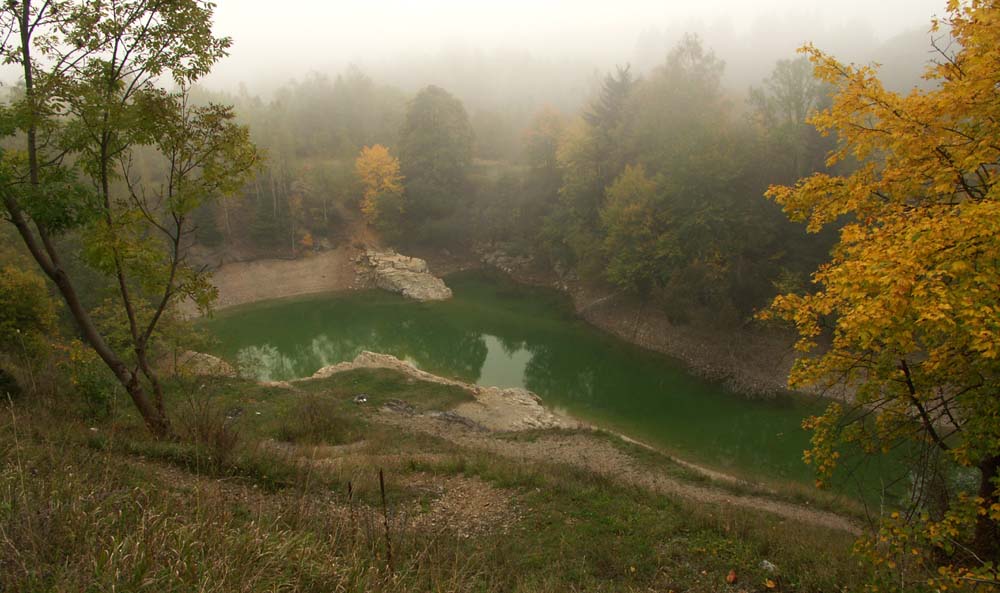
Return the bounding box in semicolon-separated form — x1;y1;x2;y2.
0;367;21;400
60;341;117;419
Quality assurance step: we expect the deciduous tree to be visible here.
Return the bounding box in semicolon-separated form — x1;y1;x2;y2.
749;57;833;181
0;1;258;436
547;66;636;273
763;2;1000;588
600;164;672;294
0;266;56;361
398;85;473;237
355;144;404;235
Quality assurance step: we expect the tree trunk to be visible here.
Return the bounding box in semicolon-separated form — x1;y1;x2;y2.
123;373;171;437
973;454;1000;562
270;168;278;217
9;1;170;438
47;255;171;437
8;208;172;438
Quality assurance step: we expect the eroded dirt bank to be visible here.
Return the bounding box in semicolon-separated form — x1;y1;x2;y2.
194;245;453;313
568;286;804;397
203;247;360;310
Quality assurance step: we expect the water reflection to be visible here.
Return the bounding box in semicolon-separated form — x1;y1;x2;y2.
234;344;298;381
228;302;491;385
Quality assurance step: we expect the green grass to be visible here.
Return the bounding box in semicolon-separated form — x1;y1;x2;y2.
292;368;474;410
160;368;472;441
1;369;868;592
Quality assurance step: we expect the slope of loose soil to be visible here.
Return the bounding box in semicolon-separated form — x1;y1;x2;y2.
204;247;360;310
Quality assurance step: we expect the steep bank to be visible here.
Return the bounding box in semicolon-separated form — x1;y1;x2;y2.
568;285;803;397
188;246;452;314
196;247;360;310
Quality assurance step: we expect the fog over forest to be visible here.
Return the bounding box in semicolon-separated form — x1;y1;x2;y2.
3;1;1000;591
204;0;946;102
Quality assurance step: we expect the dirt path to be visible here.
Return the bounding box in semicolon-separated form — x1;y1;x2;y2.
308;351;862;534
382;413;861;534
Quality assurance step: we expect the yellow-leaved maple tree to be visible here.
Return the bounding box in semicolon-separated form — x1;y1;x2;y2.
762;1;1000;590
355;145;405;233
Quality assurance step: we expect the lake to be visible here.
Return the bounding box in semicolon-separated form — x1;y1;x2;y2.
203;271;846;485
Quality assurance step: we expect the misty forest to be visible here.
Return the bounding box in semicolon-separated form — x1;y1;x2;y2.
1;1;999;592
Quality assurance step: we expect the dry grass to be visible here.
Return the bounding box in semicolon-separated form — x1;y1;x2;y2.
1;370;868;592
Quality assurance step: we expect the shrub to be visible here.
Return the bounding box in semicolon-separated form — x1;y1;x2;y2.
0;368;21;401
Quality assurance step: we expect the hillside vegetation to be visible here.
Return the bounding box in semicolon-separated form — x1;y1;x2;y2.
2;368;863;592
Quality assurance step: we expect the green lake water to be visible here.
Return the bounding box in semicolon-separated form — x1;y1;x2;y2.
203;271;844;485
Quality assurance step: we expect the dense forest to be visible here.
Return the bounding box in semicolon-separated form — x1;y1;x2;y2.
186;35;853;325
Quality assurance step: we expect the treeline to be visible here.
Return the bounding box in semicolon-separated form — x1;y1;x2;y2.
515;36;842;321
187;66;528;258
186;69;404;256
192;35;842;322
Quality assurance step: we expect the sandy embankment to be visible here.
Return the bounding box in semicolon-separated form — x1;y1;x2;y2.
201;247;360;311
196;244;457;313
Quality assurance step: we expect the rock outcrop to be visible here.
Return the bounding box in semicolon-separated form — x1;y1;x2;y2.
356;249;452;301
311;351;574;432
476;244;534;275
170;351;238;378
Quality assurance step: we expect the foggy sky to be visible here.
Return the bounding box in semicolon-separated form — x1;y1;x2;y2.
202;0;947;91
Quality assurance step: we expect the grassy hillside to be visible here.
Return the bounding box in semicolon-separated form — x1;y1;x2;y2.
1;368;865;592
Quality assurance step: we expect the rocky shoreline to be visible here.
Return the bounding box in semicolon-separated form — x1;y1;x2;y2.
169;348;574;433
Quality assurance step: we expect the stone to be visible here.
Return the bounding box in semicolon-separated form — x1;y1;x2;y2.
429;410;487;431
476;244;532;275
357;249;452;301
